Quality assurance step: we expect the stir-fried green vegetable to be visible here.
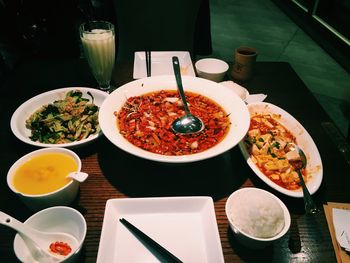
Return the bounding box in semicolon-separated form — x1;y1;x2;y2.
26;90;100;144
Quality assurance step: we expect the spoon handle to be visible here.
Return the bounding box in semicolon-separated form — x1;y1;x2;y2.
0;211;40;241
296;171;320;214
0;211;51;258
67;171;89;183
172;56;190;114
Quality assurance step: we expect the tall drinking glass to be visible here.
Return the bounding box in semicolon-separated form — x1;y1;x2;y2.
79;21;115;92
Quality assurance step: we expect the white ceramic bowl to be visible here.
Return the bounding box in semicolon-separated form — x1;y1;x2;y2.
195;58;229;82
10;87;108;148
225;188;291;249
7;148;83;211
99;75;250;163
14;206;87;263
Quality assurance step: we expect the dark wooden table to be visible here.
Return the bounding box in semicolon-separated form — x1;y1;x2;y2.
1;59;349;262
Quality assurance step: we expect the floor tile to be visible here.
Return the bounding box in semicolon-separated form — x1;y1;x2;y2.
209;0;349;136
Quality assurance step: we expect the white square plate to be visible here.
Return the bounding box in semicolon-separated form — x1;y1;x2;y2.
96;196;224;263
133;51;196;79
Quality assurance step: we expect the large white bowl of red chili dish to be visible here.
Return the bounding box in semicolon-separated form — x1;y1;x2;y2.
99;75;250;163
239;102;323;198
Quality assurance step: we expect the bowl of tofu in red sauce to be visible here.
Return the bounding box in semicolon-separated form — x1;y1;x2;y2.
239;102;323;198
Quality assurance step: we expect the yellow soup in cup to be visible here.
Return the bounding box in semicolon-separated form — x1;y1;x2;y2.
13;152;78;195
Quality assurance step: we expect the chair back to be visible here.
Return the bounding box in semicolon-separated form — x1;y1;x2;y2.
114;0;202;61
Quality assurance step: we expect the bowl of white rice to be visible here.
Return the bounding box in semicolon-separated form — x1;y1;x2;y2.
225;187;290;249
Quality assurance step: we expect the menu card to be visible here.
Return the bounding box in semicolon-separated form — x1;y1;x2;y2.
324;202;350;263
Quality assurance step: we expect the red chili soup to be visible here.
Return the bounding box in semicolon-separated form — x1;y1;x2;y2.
115;90;230;155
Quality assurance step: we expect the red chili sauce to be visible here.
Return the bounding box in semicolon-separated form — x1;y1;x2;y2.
245;114;307;190
49;241;72;256
116;90;231;155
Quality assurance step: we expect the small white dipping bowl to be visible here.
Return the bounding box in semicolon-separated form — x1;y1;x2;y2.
14;206;87;263
7;148;83;211
225;187;291;249
195;58;229;82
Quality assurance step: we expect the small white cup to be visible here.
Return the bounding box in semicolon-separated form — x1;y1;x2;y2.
195;58;229;82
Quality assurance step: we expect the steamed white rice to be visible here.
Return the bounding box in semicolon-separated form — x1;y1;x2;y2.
230;190;285;238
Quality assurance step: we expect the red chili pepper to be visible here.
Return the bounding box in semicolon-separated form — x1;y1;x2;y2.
118;90;230;155
49;241;72;256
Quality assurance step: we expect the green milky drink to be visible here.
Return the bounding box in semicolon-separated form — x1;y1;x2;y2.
80;21;115;91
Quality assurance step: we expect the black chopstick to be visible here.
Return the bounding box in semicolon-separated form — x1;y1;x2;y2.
119;218;183;263
145;50;151;77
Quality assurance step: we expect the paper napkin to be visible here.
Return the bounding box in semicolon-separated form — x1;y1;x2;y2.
220;80;267;103
333;208;350;252
245;94;268;104
324;202;350;263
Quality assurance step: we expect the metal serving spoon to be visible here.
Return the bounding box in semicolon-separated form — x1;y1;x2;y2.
287;143;320;214
171;56;204;134
0;211;79;261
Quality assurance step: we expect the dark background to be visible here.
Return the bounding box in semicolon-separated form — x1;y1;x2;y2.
0;0;212;83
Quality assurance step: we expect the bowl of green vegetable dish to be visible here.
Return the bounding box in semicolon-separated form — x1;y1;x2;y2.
10;87;108;148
